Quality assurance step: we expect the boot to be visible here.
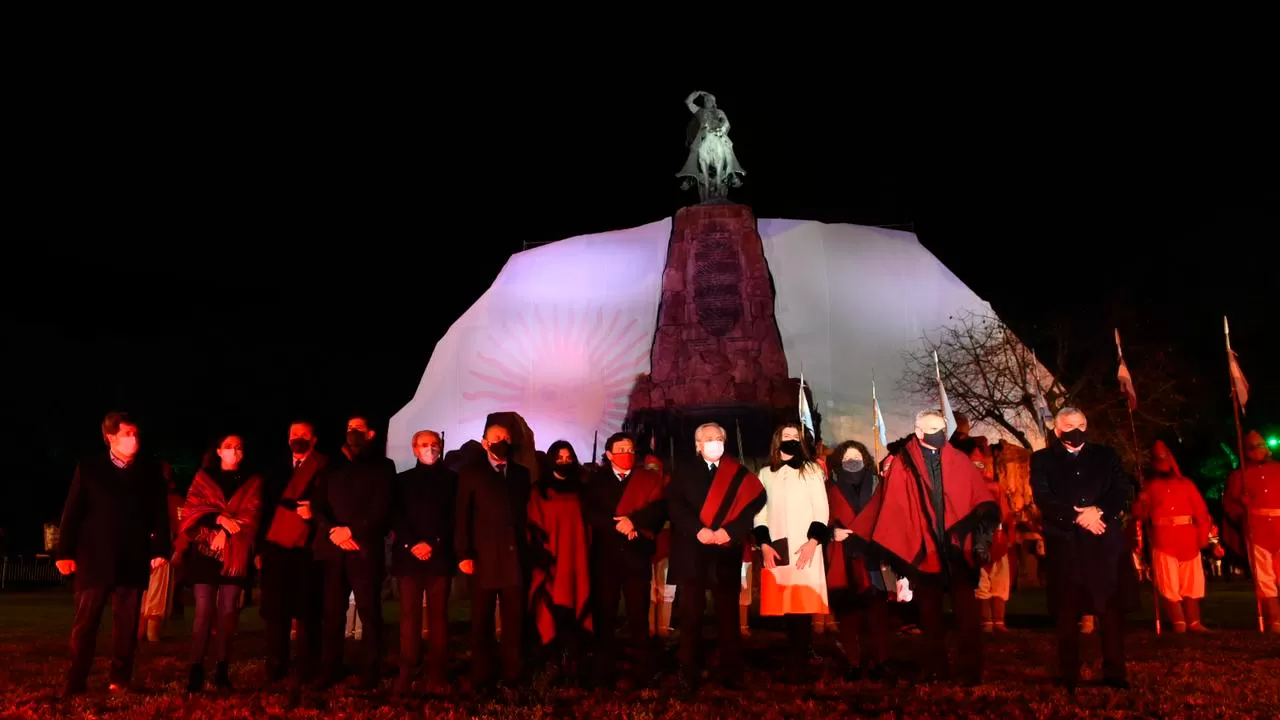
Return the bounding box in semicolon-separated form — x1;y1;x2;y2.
992;598;1009;632
1265;597;1280;633
1162;598;1186;632
1184;598;1210;632
657;598;673;638
146;618;162;643
739;605;751;637
186;664;205;693
980;599;994;633
213;662;233;690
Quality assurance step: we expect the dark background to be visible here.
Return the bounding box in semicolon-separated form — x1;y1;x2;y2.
4;69;1275;553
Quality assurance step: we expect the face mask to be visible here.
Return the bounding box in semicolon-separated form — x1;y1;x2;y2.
416;447;440;465
289;438;312;455
346;430;369;450
1060;428;1086;447
114;435;139;457
610;452;636;471
702;440;725;462
554;463;578;479
779;439;803;457
218;449;241;466
842;459;865;474
922;430;947;449
488;439;510;460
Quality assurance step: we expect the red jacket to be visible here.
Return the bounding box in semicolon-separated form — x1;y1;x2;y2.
1224;459;1280;553
1134;474;1211;561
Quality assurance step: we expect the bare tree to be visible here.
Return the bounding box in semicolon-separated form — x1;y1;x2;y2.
900;310;1193;470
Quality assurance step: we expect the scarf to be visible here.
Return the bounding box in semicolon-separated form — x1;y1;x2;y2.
177;468;262;577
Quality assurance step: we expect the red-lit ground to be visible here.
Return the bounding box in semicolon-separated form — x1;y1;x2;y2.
1;586;1275;718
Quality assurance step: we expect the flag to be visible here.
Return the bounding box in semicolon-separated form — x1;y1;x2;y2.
933;350;958;436
1225;317;1250;414
872;380;889;450
1114;329;1138;411
798;372;816;440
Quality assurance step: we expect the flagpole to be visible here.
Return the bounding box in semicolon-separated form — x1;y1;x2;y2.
1115;329;1154;632
1225;316;1265;633
871;373;881;464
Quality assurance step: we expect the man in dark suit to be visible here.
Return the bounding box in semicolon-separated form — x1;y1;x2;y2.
455;420;532;689
56;411;172;696
258;420;328;686
311;415;396;689
1031;406;1134;692
391;429;458;694
667;422;766;691
581;431;666;688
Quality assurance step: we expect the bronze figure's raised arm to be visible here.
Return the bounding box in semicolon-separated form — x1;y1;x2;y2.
676;90;745;203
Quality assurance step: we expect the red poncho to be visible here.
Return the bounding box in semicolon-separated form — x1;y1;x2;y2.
528;487;592;644
851;438;997;575
176;469;262;578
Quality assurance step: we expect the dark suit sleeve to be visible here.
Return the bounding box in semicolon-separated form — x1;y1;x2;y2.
311;465;335;538
1095;449;1132;522
391;475;420;547
1030;452;1075;532
630;497;667;534
150;470;173;559
666;470;702;537
454;469;475;562
580;478;617;535
722;485;767;544
56;464;87;560
351;460;394;542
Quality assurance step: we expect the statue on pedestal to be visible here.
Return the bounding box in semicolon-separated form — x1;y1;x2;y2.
676;91;745;203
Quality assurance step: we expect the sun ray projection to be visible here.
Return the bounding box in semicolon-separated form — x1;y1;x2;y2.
460;306;650;440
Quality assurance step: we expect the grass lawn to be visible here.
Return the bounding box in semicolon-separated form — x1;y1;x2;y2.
0;581;1276;718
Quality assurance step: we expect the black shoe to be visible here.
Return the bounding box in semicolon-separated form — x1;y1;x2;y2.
213;662;233;690
1103;677;1131;690
187;664;205;694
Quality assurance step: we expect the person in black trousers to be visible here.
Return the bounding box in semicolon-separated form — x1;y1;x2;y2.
55;411;172;696
311;415;395;690
454;420;532;690
391;429;458;694
258;421;328;687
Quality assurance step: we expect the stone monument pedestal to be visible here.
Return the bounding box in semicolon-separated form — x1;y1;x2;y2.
627;203;805;466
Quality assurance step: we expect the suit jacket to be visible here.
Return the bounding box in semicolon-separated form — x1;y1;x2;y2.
56;453;172;590
391;461;459;577
455;458;532;590
259;451;328;551
580;465;667;577
312;449;395;563
667;458;766;589
1031;442;1133;611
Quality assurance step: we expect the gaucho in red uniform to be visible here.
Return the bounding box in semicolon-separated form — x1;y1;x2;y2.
1133;440;1212;632
1223;430;1280;633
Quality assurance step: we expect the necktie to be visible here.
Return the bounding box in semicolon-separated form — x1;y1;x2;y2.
294;458;303;469
709;463;717;476
618;473;628;483
496;463;506;475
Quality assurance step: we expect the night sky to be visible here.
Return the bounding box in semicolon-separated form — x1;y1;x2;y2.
5;73;1276;551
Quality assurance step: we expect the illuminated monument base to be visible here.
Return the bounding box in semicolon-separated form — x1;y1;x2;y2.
626;203;811;463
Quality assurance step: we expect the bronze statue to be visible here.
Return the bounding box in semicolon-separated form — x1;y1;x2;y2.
676;91;745;203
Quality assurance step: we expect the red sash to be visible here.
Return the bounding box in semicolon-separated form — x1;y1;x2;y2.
265;454;324;549
825;482;871;592
698;457;764;529
615;468;664;539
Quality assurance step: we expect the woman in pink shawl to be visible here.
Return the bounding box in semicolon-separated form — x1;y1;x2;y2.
175;433;262;693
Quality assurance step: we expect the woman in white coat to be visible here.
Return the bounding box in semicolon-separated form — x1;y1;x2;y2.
753;423;830;682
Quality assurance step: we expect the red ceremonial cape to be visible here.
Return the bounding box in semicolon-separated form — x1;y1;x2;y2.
850;438;996;575
615;467;664;539
528;488;592;644
265;454;324;548
825;481;871;592
176;470;262;578
699;457;765;529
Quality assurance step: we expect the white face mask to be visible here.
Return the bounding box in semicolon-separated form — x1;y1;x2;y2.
415;447;440;465
114;435;139;457
219;449;242;467
702;440;725;462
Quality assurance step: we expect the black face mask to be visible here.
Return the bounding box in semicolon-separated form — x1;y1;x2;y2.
842;459;865;474
289;438;312;454
346;430;368;451
923;430;947;449
779;439;803;457
1060;428;1086;447
554;463;578;479
488;439;510;460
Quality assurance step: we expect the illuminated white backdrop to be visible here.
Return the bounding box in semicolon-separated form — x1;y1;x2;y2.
389;217;1023;470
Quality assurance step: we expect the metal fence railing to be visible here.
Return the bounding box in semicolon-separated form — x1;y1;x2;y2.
1;555;68;590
